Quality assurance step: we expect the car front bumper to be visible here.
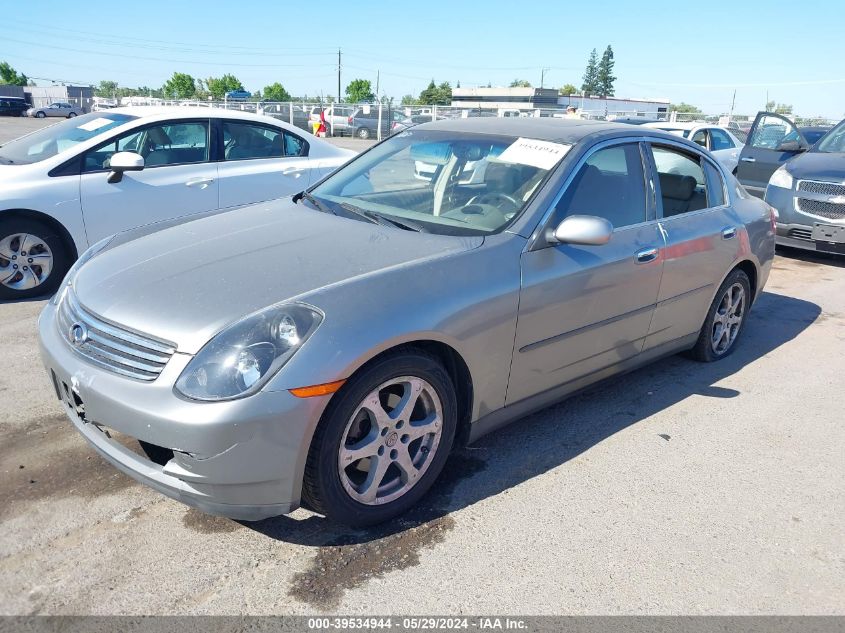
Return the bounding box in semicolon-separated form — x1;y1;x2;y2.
37;302;329;521
766;185;845;255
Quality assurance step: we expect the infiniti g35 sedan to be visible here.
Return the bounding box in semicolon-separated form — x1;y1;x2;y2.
0;107;354;299
38;118;775;526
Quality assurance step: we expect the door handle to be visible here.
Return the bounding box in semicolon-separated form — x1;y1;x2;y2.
722;227;737;240
186;177;214;189
635;247;659;263
740;157;756;163
282;167;305;177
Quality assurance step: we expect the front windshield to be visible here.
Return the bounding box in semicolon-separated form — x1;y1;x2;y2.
813;122;844;152
0;112;136;165
310;129;570;236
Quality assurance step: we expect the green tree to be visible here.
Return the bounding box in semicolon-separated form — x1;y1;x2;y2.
669;102;702;113
774;102;793;115
596;45;616;97
559;83;578;96
206;74;244;99
581;48;599;95
0;61;28;86
263;82;292;102
162;72;197;99
95;80;119;98
418;80;452;105
345;78;375;103
400;94;418;106
509;79;532;87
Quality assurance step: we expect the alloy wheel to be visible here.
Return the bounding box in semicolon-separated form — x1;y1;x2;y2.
338;375;443;506
711;282;745;355
0;233;54;291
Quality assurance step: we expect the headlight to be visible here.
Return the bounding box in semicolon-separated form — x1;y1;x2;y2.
174;303;322;401
51;235;115;305
768;165;794;189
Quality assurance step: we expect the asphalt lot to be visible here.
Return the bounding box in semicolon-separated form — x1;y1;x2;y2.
1;115;844;615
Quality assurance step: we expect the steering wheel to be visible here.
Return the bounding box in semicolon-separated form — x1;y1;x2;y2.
469;192;520;212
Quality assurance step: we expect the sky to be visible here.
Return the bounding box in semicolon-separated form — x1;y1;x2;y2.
3;0;844;118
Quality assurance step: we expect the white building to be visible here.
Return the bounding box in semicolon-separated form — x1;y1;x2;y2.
558;94;670;119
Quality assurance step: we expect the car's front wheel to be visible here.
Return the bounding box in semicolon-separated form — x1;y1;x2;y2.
688;268;751;362
302;349;457;526
35;111;46;118
0;218;70;300
67;112;77;118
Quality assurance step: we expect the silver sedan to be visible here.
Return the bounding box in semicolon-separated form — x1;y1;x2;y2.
27;102;84;118
38;118;776;526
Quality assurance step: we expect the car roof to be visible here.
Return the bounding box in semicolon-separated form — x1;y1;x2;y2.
416;117;641;144
108;106;287;127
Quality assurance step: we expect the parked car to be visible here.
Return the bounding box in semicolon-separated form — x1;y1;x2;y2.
0;107;354;299
38;118;774;526
0;96;30;117
643;122;745;173
260;103;311;132
308;105;354;135
349;106;400;139
27;102;84;118
225;90;252;101
735;111;835;198
763;117;845;254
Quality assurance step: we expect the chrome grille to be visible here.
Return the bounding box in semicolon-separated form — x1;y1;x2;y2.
797;180;845;196
796;198;845;220
57;290;176;381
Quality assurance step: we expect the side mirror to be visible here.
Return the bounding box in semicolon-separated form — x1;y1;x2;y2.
547;214;614;246
775;139;806;153
107;151;145;183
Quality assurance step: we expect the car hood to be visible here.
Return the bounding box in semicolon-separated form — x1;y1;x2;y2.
786;151;845;181
72;200;482;353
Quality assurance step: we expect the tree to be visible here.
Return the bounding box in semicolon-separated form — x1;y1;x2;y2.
766;101;793;115
418;80;452;105
95;80;119;98
205;74;244;99
509;79;532;88
400;94;418;106
669;102;702;114
162;72;197;99
263;82;292;102
581;48;599;95
559;83;578;96
345;78;375;103
596;45;616;97
0;61;28;86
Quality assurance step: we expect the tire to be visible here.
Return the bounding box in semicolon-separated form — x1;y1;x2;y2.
68;112;77;118
35;111;46;118
0;217;71;301
357;127;371;140
302;348;457;527
687;269;751;362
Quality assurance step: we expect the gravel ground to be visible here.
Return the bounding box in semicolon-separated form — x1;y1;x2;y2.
0;115;843;616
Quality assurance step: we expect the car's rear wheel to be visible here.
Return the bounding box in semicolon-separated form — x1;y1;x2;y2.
302;349;457;526
688;269;751;362
357;127;371;140
0;218;70;300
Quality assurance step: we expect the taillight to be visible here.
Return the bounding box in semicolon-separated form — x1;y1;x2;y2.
348;116;353;124
768;204;778;232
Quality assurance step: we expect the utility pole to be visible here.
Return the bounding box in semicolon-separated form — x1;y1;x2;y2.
376;70;380;100
337;48;342;104
540;67;550;89
729;89;736;121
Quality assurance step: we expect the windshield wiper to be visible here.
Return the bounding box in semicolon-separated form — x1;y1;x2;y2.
339;202;427;232
295;190;334;215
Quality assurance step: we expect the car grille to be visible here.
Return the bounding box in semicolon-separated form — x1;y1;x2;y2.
796;198;845;220
57;290;176;381
787;228;813;240
797;180;845;196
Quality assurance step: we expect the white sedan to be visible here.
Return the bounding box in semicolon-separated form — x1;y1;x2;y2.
0;107;355;299
643;122;745;173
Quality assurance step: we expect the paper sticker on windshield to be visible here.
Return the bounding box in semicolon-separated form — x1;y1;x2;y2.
496;138;571;170
77;117;115;132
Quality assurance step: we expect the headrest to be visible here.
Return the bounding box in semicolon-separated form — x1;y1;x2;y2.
659;173;696;201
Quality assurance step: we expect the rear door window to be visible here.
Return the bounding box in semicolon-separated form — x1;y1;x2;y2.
650;145;709;217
